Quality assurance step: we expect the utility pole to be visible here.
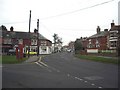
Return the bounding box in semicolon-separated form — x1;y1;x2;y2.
37;19;39;56
28;10;31;58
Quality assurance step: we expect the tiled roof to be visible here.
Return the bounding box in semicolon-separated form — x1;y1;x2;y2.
89;31;109;39
1;30;49;40
110;25;120;31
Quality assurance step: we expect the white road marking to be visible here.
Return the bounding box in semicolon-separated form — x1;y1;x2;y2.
84;81;88;83
75;77;79;79
98;87;102;88
67;74;70;77
79;78;83;81
91;84;95;86
35;62;43;67
39;62;48;67
38;57;41;62
37;57;104;88
57;70;60;72
35;62;52;72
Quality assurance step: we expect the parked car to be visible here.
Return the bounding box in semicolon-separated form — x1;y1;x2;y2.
25;51;37;55
67;49;71;52
7;49;16;55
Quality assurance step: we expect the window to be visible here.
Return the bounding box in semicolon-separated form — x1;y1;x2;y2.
31;39;37;45
4;38;11;44
18;39;23;44
96;39;100;48
110;41;117;47
41;46;47;53
41;41;46;46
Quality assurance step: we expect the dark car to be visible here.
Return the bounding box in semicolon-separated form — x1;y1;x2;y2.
7;49;16;55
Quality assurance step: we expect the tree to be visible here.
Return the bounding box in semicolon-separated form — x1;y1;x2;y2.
0;25;7;31
74;39;84;54
53;33;62;52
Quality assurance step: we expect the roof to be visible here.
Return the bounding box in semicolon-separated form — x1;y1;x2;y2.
1;30;50;41
89;31;109;39
110;25;120;31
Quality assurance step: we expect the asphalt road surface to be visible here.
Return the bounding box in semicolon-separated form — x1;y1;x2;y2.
0;64;2;89
2;52;118;88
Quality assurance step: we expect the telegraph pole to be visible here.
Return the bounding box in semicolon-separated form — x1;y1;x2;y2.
37;19;39;56
28;10;31;58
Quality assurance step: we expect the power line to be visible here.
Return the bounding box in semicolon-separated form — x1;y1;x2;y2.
40;0;115;20
39;21;53;34
0;0;115;24
0;20;36;25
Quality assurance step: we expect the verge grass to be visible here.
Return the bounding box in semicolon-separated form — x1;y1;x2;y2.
75;54;119;64
0;55;28;64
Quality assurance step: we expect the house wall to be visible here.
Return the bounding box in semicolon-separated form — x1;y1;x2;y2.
39;46;52;54
87;36;108;51
87;49;98;53
1;31;52;55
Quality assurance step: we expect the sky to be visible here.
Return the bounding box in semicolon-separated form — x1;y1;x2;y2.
0;0;119;45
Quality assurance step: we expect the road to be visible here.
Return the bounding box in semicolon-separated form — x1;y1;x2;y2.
0;64;2;90
2;52;118;88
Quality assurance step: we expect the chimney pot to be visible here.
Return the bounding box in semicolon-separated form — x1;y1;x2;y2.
10;26;14;31
111;20;115;28
97;26;101;34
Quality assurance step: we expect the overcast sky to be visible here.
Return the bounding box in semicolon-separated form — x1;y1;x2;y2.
0;0;119;45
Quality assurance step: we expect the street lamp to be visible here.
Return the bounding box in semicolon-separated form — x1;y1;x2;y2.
37;19;39;56
28;10;31;58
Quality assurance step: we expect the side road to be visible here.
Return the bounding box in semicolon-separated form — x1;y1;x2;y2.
24;55;40;63
24;55;46;63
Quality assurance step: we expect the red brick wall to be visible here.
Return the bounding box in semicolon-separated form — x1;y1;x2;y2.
23;39;31;46
86;36;108;50
99;36;108;50
0;38;2;44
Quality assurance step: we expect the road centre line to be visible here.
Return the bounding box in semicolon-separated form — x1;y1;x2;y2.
71;75;103;88
91;83;95;86
98;87;102;88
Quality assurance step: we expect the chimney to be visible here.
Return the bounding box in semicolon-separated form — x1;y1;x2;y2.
97;26;101;34
111;20;115;28
10;26;14;32
34;29;38;33
104;29;108;32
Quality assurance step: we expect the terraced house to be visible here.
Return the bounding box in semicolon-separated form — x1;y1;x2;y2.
0;25;52;55
76;21;120;55
109;22;120;50
86;26;109;53
86;22;120;54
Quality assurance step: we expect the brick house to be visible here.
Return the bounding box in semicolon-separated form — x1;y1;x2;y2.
0;26;52;55
86;26;109;53
109;22;120;50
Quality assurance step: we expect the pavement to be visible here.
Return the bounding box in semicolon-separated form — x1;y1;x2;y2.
24;55;40;63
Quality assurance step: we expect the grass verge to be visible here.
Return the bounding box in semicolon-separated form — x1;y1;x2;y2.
75;54;119;64
0;55;28;64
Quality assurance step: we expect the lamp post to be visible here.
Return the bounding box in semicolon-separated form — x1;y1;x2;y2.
28;10;31;58
37;19;39;56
